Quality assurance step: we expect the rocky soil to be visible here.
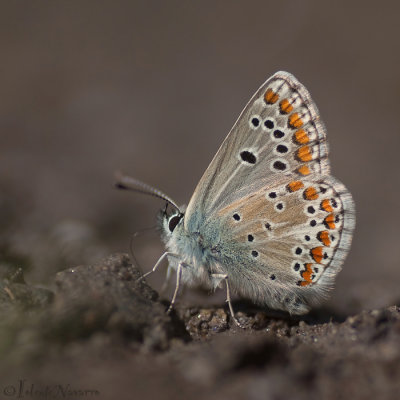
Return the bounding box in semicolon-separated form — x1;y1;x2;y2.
0;253;399;400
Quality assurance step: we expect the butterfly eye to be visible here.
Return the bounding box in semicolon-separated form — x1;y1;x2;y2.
168;215;182;232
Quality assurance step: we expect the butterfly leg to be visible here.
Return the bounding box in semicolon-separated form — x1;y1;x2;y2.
166;262;183;314
211;273;245;328
137;251;179;281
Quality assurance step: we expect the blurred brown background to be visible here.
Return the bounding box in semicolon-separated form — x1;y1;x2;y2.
1;0;399;315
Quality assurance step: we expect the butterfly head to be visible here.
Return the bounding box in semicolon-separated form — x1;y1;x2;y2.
159;203;186;241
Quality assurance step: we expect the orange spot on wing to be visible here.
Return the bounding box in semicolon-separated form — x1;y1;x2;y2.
297;165;311;176
324;214;336;229
311;247;323;263
264;88;279;104
289;113;303;128
321;199;333;212
303;187;319;200
318;231;331;246
279;99;293;114
297;146;313;162
294;129;309;144
287;181;304;192
300;263;313;285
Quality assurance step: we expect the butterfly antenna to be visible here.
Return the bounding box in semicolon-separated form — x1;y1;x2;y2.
114;171;181;213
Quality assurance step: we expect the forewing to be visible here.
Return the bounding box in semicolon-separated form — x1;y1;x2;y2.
185;71;329;228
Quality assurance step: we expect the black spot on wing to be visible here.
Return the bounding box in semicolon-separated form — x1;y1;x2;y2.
240;151;257;164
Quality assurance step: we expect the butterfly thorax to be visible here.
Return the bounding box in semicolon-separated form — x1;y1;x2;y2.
160;209;223;289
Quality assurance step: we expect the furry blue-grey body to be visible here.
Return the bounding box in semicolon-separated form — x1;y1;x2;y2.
161;208;223;289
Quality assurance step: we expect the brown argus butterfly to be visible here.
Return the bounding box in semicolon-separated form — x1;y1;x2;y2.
116;71;355;327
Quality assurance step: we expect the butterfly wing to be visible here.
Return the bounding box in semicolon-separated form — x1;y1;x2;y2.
185;71;330;227
212;174;355;313
184;71;355;313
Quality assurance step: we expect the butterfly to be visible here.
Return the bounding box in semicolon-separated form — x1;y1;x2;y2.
116;71;355;327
